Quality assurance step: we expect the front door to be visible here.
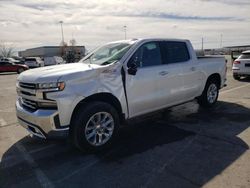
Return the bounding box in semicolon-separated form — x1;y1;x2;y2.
125;41;183;118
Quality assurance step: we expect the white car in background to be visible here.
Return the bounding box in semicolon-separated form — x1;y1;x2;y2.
44;56;65;66
24;57;44;68
232;50;250;80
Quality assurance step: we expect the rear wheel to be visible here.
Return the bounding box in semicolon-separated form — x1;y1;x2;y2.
197;79;219;108
17;68;24;74
233;74;240;80
70;102;119;152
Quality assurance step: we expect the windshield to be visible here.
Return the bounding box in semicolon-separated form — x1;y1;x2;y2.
80;42;133;65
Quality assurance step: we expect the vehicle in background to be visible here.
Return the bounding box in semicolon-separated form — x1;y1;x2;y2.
231;50;241;63
44;56;65;66
232;50;250;80
0;57;22;64
16;38;227;152
0;60;28;74
12;57;26;65
24;57;44;68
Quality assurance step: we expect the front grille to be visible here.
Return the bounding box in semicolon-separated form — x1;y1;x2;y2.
20;90;35;96
19;82;37;89
21;98;37;111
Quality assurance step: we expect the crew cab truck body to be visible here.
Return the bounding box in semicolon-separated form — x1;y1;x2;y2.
16;38;227;151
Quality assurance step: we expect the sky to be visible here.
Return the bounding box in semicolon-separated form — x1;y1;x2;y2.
0;0;250;52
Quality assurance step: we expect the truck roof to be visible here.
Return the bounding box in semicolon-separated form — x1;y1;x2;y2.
242;50;250;54
108;38;189;44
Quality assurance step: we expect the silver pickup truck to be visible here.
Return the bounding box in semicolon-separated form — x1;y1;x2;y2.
16;38;227;151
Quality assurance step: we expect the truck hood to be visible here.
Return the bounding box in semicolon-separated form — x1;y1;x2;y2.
17;63;98;83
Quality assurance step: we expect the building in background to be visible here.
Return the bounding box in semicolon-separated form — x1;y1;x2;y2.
18;45;86;63
195;45;250;57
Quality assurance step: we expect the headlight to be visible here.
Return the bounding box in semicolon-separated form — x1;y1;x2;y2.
37;82;65;91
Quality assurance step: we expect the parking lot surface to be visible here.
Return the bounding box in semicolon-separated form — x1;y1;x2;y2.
0;69;250;188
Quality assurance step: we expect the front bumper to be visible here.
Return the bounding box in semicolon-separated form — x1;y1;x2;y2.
16;100;69;139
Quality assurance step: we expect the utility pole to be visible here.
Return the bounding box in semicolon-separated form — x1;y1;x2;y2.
220;34;223;48
123;25;127;40
59;21;64;44
201;37;204;51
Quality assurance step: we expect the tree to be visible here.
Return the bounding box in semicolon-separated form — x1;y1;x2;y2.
69;38;76;46
0;42;15;57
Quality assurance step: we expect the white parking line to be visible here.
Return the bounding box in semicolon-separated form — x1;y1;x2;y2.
221;83;250;94
7;129;55;188
0;118;7;127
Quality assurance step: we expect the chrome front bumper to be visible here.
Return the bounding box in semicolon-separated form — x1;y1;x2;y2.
16;100;69;138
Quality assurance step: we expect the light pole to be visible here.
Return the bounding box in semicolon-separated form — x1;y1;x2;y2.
201;37;204;51
59;21;64;44
220;34;223;48
123;25;127;40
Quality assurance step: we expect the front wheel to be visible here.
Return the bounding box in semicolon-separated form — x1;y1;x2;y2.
70;102;119;152
197;79;219;108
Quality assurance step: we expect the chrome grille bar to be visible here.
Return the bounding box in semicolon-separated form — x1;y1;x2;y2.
21;98;37;110
19;82;36;89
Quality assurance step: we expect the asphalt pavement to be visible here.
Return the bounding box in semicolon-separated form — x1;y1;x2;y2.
0;68;249;188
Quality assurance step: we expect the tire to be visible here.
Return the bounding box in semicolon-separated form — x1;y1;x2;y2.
197;79;219;108
70;101;119;152
233;74;240;80
17;68;24;74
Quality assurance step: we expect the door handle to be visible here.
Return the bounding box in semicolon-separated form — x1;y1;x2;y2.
159;71;168;76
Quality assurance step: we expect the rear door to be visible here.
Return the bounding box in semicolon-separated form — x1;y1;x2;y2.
171;42;202;99
159;41;192;104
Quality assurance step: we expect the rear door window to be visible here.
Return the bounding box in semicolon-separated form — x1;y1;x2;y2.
160;41;190;64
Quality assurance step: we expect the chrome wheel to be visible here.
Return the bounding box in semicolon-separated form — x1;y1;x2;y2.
207;83;218;104
85;112;114;146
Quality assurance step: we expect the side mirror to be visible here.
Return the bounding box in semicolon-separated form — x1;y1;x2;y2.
127;61;138;75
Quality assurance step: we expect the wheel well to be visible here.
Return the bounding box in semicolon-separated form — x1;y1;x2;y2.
70;93;124;125
207;73;221;88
